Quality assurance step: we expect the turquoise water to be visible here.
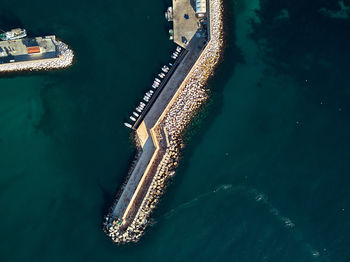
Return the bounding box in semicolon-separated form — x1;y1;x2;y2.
1;0;350;261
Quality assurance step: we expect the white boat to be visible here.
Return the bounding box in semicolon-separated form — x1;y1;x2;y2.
143;97;149;102
176;46;181;52
136;108;142;113
133;112;139;117
155;78;161;82
0;28;27;41
140;102;145;106
169;63;173;66
124;122;132;128
158;73;164;78
152;84;158;89
129;116;136;122
149;90;154;94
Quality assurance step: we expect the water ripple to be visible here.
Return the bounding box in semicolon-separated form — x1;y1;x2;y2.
163;184;233;219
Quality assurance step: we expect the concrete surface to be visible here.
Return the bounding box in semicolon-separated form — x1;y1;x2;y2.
173;0;200;47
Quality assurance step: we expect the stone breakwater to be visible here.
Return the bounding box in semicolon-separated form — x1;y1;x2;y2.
105;0;223;244
0;41;74;73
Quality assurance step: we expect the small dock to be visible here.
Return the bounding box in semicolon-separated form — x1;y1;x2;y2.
0;34;73;73
0;36;59;64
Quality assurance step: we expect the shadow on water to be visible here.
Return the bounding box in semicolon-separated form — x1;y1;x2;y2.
0;9;24;30
0;67;73;79
0;7;50;44
99;145;139;216
250;0;350;109
150;0;245;222
182;0;245;142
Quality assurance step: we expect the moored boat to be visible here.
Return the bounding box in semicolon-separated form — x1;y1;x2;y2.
0;28;27;41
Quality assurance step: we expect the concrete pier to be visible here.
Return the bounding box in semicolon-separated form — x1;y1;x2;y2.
172;0;200;47
132;48;188;130
104;0;223;243
0;35;73;73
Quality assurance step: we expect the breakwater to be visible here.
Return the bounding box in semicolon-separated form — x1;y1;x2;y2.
104;0;224;244
0;40;73;73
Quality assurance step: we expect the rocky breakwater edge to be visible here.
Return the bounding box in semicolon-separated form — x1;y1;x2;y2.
0;41;74;73
106;0;224;244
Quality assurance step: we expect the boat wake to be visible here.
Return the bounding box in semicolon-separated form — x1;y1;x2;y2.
250;189;328;261
163;184;233;219
252;190;295;229
156;183;327;260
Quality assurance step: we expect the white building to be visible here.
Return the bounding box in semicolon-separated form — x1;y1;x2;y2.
195;0;207;17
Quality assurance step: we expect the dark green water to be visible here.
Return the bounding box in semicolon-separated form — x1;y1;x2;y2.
1;0;349;261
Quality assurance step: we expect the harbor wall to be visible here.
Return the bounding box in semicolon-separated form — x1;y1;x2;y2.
108;38;205;221
105;0;224;243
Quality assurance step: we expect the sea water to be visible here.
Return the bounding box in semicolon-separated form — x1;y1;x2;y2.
0;0;349;261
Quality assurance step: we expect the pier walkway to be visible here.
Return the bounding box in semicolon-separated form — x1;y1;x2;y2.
104;0;225;243
132;48;188;130
110;35;206;222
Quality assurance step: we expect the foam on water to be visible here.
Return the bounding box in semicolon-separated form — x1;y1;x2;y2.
250;189;327;260
163;184;233;219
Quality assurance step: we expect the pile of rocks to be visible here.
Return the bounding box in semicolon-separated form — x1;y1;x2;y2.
106;0;224;244
106;149;176;243
163;0;224;142
0;40;74;73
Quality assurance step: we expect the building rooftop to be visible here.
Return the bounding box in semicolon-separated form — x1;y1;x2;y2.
0;36;58;63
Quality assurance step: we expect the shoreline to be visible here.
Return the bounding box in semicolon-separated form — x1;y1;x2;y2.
104;0;224;244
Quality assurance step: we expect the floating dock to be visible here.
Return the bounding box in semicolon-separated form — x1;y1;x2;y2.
104;0;224;243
